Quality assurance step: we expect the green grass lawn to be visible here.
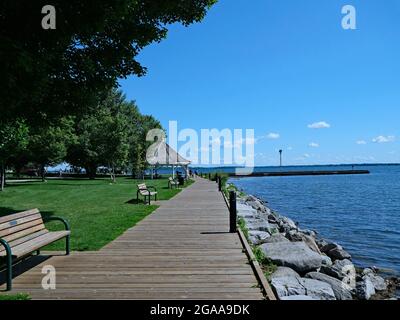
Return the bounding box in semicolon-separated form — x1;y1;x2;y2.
0;177;192;251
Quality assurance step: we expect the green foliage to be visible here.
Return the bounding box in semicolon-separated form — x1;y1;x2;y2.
0;293;31;301
0;177;189;251
0;120;29;164
28;117;76;179
1;0;217;122
65;89;161;179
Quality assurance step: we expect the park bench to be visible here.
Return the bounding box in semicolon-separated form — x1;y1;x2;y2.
137;183;158;205
168;177;179;189
0;209;70;291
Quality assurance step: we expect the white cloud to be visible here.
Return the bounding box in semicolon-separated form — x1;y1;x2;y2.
303;153;311;158
266;132;280;140
308;121;331;129
309;142;319;148
372;135;395;143
356;140;367;145
287;146;293;151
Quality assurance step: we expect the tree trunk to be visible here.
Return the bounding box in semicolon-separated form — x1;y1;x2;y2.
0;162;5;191
86;165;97;180
40;164;46;182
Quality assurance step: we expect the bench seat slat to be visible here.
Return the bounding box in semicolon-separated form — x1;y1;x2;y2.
0;209;40;224
0;229;49;253
0;231;70;258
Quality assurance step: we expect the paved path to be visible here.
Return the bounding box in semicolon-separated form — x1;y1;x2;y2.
2;178;264;300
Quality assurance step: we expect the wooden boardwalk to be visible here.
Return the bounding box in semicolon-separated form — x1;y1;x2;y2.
1;178;264;300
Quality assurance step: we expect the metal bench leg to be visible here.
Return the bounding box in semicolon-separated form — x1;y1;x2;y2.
0;240;13;291
66;235;70;255
6;254;12;291
36;250;40;255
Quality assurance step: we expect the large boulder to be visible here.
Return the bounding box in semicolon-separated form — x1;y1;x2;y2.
271;267;301;280
263;233;290;244
363;274;387;292
248;231;270;246
244;196;268;213
279;217;298;231
356;278;376;300
321;254;333;267
261;241;323;273
321;242;352;261
271;276;336;300
246;220;278;234
320;259;355;282
306;272;354;300
286;232;321;254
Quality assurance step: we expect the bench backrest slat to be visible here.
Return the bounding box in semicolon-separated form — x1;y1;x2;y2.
0;209;40;224
0;209;46;243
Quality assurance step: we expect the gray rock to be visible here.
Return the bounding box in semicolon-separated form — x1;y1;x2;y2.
320;242;352;261
320;242;339;253
271;267;301;280
321;254;333;267
328;247;352;260
271;276;336;300
286;232;321;254
306;272;354;300
280;295;317;301
300;229;317;238
362;268;374;276
245;196;268;213
316;238;329;250
363;274;387;292
356;278;376;300
261;241;323;273
320;259;355;281
246;220;278;234
279;217;298;230
248;230;270;246
263;233;290;243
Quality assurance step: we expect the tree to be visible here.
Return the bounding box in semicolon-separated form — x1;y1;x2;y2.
28;117;76;181
0;120;29;190
66;90;131;180
0;0;217;122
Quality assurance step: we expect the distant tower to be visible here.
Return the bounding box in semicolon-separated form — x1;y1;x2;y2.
279;149;283;167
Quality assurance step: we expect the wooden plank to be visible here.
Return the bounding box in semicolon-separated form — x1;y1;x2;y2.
2;224;46;243
0;218;45;238
0;209;40;224
10;231;69;257
0;230;48;253
0;213;43;231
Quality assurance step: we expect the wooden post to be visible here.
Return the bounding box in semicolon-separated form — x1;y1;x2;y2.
218;177;222;192
229;191;237;233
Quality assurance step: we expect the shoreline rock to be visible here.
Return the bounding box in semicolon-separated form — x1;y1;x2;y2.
234;188;399;301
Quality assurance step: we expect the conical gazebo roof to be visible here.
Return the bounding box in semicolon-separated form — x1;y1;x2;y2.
147;141;191;166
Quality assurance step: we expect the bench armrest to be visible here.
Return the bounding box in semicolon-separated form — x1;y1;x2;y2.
44;216;71;231
0;238;12;257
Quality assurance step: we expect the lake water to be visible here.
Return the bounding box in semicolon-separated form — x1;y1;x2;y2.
228;165;400;276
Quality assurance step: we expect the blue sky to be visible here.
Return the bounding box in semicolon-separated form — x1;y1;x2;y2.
119;0;400;166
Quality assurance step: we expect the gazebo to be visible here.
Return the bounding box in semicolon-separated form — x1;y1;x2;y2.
146;140;191;179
